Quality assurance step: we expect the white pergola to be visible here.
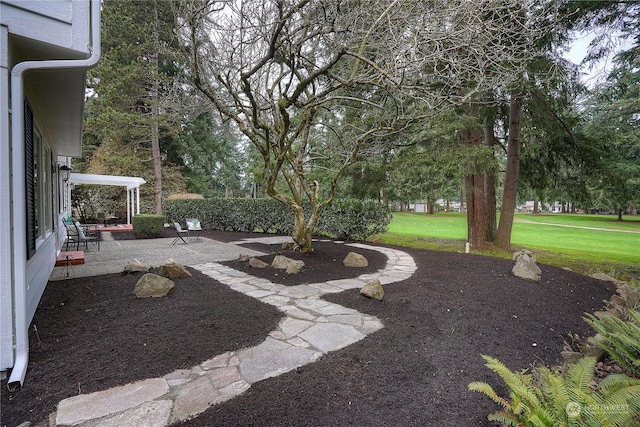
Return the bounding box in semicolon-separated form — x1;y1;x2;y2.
69;173;146;224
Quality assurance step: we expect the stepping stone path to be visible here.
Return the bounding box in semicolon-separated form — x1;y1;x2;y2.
54;238;417;426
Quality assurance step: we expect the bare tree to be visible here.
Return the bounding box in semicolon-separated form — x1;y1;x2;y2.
173;0;555;251
173;0;410;251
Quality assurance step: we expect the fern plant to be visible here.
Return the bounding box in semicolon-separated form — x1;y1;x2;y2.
584;309;640;378
469;355;640;426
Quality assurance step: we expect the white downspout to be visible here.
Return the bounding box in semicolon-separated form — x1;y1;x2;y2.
8;0;101;389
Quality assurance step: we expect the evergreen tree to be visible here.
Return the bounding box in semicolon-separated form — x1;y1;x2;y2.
83;0;186;213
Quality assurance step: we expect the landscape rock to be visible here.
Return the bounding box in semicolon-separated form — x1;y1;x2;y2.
511;249;541;281
285;264;302;274
158;262;192;279
512;249;538;264
271;255;305;274
122;261;151;274
360;279;384;300
343;252;368;267
134;273;175;298
249;257;269;268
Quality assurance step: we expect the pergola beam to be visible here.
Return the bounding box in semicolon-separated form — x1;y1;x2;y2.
68;173;146;224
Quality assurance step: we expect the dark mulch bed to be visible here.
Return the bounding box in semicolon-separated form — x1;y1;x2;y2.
1;230;615;427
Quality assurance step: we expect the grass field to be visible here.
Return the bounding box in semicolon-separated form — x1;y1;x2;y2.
375;212;640;281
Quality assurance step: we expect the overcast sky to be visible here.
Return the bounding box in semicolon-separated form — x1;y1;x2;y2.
564;31;632;87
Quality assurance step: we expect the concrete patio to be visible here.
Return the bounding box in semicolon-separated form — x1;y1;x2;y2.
50;232;266;280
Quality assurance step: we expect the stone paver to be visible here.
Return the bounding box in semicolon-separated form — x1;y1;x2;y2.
54;238;417;426
92;400;173;427
172;377;220;421
298;323;366;352
56;378;169;426
238;337;322;383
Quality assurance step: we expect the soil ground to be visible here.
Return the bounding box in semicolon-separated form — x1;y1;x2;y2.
1;230;615;426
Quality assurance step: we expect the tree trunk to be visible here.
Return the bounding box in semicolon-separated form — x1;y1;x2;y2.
483;122;497;242
496;97;523;250
533;198;539;214
289;203;322;253
291;208;313;252
151;66;162;214
466;173;486;248
380;189;388;206
151;5;162;215
463;127;487;249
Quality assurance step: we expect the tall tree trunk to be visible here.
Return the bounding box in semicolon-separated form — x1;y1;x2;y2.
483;122;497;242
496;97;523;250
151;62;162;214
151;4;162;214
463;127;487;249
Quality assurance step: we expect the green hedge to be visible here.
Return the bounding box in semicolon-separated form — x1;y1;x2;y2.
132;214;165;239
318;199;392;240
163;198;390;241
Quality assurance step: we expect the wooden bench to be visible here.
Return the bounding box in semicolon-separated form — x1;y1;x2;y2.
55;251;85;266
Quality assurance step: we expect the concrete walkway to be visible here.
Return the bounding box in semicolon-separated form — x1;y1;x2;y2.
50;234;265;280
52;237;417;426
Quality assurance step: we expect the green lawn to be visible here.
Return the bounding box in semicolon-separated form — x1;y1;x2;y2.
377;212;640;281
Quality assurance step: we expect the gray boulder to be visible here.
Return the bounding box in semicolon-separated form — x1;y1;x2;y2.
249;257;269;268
343;252;368;267
511;249;541;281
123;261;152;274
271;255;305;274
134;273;175;298
360;279;384;300
512;249;538;264
158;262;192;279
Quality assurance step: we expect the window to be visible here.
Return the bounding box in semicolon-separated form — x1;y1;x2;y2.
25;99;55;260
25;100;35;259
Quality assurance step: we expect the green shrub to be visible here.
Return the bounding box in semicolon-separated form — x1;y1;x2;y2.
469;355;640;426
163;198;390;241
132;214;165;239
318;199;392;240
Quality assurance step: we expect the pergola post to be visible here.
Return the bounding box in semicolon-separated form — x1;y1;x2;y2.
126;189;131;224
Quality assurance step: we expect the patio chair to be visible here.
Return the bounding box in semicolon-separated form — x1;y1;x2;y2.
74;221;100;251
63;219;79;251
172;222;190;245
186;218;202;242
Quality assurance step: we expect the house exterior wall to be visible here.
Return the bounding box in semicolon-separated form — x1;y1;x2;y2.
0;0;97;378
22;83;63;325
0;23;13;371
1;0;90;54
